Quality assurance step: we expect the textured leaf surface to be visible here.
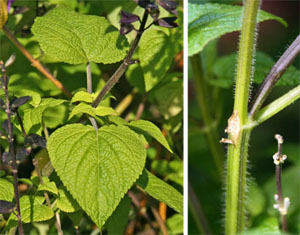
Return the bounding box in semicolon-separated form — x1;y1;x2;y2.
57;188;80;213
32;6;128;64
0;179;14;201
105;195;131;235
188;3;287;56
23;98;67;134
128;120;173;153
139;29;176;91
71;91;93;103
136;170;183;214
212;51;300;88
8;196;54;224
37;177;58;195
69;102;118;120
47;124;146;228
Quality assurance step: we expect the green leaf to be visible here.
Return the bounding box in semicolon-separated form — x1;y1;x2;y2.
47;124;146;228
32;6;128;64
212;51;300;88
188;3;287;56
166;214;184;235
69;102;118;120
136;170;183;214
7;196;54;224
128;120;173;153
23;98;67;134
37;177;58;195
246;181;266;216
0;178;14;202
139;29;176;91
71;91;93;104
57;188;80;213
243;217;280;235
105;195;131;235
153;76;183;119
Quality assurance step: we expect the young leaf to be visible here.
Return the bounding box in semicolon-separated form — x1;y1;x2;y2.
71;91;93;104
139;29;177;91
188;3;287;56
128;119;173;153
136;169;183;214
23;98;67;134
0;178;14;202
47;124;146;228
166;214;183;235
69;102;118;120
56;188;80;213
31;6;128;64
7;196;54;224
37;177;58;195
105;195;131;235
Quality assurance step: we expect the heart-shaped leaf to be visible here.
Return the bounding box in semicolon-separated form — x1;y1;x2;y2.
32;6;128;64
47;124;146;228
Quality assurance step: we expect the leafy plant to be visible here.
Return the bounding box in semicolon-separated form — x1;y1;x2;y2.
0;0;183;234
188;0;299;234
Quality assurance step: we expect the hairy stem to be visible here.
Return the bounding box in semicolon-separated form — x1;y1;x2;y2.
225;0;261;234
92;10;149;108
0;62;24;235
2;26;72;98
250;34;300;117
190;55;224;180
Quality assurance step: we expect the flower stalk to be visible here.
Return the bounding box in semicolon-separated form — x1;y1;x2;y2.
273;134;289;232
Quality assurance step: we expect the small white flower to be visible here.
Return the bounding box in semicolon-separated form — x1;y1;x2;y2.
273;194;290;215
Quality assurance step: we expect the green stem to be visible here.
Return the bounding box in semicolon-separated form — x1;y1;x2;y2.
252;84;300;125
225;0;261;234
190;55;224;180
86;61;98;130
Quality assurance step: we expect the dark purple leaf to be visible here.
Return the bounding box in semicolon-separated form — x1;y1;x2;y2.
25;134;47;148
120;10;140;24
154;17;178;28
0;200;15;214
16;147;31;163
120;23;134;35
11;96;31;109
156;0;177;16
133;0;152;8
